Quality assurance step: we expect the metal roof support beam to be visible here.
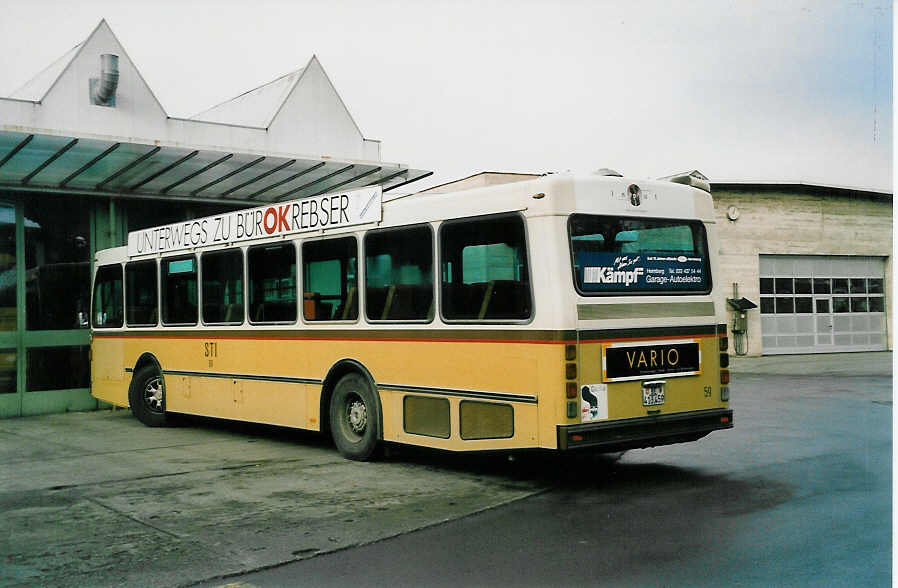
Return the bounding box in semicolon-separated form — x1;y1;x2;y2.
383;171;434;192
364;169;409;188
246;161;326;200
96;146;161;190
161;153;233;194
221;159;296;197
281;165;354;199
309;166;382;197
10;182;262;207
22;138;78;185
60;142;121;187
0;134;34;171
128;150;199;191
191;156;266;196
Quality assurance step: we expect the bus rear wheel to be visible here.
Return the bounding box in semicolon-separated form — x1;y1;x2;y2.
129;365;168;427
329;373;379;461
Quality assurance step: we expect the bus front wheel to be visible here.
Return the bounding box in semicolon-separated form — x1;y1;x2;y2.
329;373;379;460
129;365;168;427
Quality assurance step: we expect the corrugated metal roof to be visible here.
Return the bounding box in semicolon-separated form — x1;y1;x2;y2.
189;69;303;129
710;179;892;198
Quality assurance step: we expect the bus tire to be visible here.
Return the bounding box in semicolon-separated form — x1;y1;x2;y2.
129;365;168;427
329;372;379;461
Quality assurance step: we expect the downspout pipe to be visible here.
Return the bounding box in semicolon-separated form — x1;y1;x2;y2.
92;54;119;104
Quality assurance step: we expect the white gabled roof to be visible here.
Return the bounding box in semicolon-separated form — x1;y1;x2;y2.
190;69;304;129
0;21;431;203
9;42;84;101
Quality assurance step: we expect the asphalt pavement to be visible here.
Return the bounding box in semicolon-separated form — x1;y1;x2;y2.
0;413;548;586
0;351;891;587
202;351;893;587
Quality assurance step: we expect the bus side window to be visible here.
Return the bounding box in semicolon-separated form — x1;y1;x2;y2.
440;214;532;321
248;243;297;324
161;256;198;326
92;264;123;328
125;260;157;326
302;237;358;322
364;225;433;322
202;249;244;325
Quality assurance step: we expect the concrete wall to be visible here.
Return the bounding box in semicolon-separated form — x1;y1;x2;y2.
711;188;893;356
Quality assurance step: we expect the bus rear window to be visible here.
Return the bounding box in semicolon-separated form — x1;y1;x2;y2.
569;215;711;295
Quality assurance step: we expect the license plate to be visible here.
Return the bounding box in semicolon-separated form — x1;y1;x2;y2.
642;381;665;406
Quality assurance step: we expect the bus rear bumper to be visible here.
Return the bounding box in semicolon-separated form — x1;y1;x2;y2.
557;408;733;452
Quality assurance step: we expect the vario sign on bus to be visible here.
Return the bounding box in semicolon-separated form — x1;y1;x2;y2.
127;186;382;256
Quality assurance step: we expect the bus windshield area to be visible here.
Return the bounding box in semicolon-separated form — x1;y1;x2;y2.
569;214;711;295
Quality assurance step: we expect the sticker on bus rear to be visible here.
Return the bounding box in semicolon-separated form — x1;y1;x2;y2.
581;384;608;422
579;252;707;292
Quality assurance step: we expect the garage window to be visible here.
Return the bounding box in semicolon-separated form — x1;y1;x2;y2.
759;255;887;354
762;275;884;317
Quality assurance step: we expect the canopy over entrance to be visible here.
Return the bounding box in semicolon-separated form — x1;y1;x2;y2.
0;20;432;204
0;130;430;205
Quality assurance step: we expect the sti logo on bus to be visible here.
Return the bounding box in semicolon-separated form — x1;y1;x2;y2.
127;186;382;256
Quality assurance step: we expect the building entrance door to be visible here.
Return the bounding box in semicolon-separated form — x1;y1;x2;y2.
0;195;106;418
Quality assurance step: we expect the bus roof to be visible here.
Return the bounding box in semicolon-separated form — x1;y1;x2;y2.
382;173;715;228
106;173;715;261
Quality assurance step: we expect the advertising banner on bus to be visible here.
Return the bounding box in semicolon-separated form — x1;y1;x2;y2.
578;252;708;292
127;186;382;256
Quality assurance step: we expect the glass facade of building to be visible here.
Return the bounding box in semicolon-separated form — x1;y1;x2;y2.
0;193;233;417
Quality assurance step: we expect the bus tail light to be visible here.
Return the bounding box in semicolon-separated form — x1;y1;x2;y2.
721;386;730;402
720;369;730;385
719;336;728;351
720;352;729;368
566;363;577;379
566;382;577;398
565;344;577;361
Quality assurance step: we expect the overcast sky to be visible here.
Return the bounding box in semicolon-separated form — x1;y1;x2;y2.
0;0;892;192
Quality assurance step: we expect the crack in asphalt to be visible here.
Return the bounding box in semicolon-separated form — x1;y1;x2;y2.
84;496;184;540
37;459;318;492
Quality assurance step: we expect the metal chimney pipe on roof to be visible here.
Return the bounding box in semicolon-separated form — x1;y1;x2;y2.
91;54;119;106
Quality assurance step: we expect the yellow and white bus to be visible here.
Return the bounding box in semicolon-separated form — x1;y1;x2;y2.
90;172;733;460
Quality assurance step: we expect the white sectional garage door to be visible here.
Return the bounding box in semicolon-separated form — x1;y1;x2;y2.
759;255;887;354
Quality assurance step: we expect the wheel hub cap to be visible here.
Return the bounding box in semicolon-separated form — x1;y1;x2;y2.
145;378;163;412
348;400;367;434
